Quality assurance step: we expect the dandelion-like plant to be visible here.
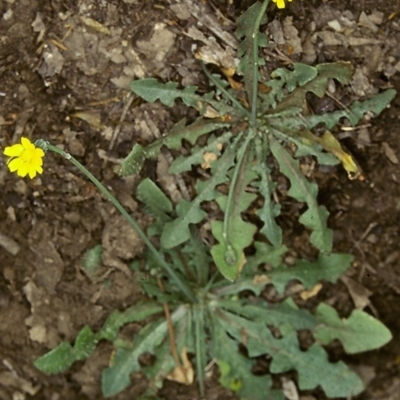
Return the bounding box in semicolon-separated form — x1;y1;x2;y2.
3;137;45;179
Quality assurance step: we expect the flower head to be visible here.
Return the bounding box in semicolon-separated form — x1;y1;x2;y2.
272;0;292;8
3;137;45;179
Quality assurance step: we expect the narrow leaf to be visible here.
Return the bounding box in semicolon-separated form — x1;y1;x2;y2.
217;297;317;334
348;88;396;125
235;1;268;109
253;140;282;246
270;137;333;252
34;342;78;374
143;313;194;390
137;178;173;219
98;303;164;341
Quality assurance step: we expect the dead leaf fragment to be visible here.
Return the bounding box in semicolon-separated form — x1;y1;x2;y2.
80;16;110;35
299;130;361;179
197;103;221;119
0;232;20;255
382;142;399;164
174;0;237;48
0;371;40;396
359;11;379;33
300;283;323;300
320;131;361;179
341;275;372;310
252;274;270;285
348;36;382;46
201;151;218;169
282;377;299;400
268;19;285;45
282;17;303;54
136;23;176;64
38;43;65;83
28;324;47;343
166;347;194;385
352;66;378;97
190;26;237;71
72;112;104;130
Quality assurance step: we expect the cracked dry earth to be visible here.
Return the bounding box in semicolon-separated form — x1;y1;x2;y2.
0;0;400;399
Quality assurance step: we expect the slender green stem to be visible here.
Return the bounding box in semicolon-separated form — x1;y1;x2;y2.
222;130;253;246
250;0;269;127
193;304;205;396
41;141;197;303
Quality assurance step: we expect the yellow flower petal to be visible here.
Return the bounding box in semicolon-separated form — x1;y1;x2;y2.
273;0;291;8
21;137;34;150
17;163;29;178
4;144;24;157
34;147;45;158
8;158;21;172
28;168;37;179
3;137;45;179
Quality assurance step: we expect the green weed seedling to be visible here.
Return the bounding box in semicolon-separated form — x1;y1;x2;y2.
34;0;395;398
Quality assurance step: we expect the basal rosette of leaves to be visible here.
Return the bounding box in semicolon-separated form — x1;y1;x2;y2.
34;0;395;399
122;2;396;282
35;222;392;398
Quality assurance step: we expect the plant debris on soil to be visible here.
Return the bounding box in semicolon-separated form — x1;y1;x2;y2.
0;0;399;399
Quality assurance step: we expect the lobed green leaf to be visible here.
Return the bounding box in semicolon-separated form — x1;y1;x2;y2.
119;118;229;176
253;139;283;246
314;303;393;354
34;326;97;374
137;178;173;220
131;78;199;107
267;62;353;115
161;139;239;249
211;313;283;400
235;1;269;109
211;142;258;280
216;310;364;398
270;137;333;252
102;305;188;397
268;253;353;294
169;131;232;174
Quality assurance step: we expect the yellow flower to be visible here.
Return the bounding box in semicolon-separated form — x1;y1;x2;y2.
273;0;292;8
3;137;45;179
